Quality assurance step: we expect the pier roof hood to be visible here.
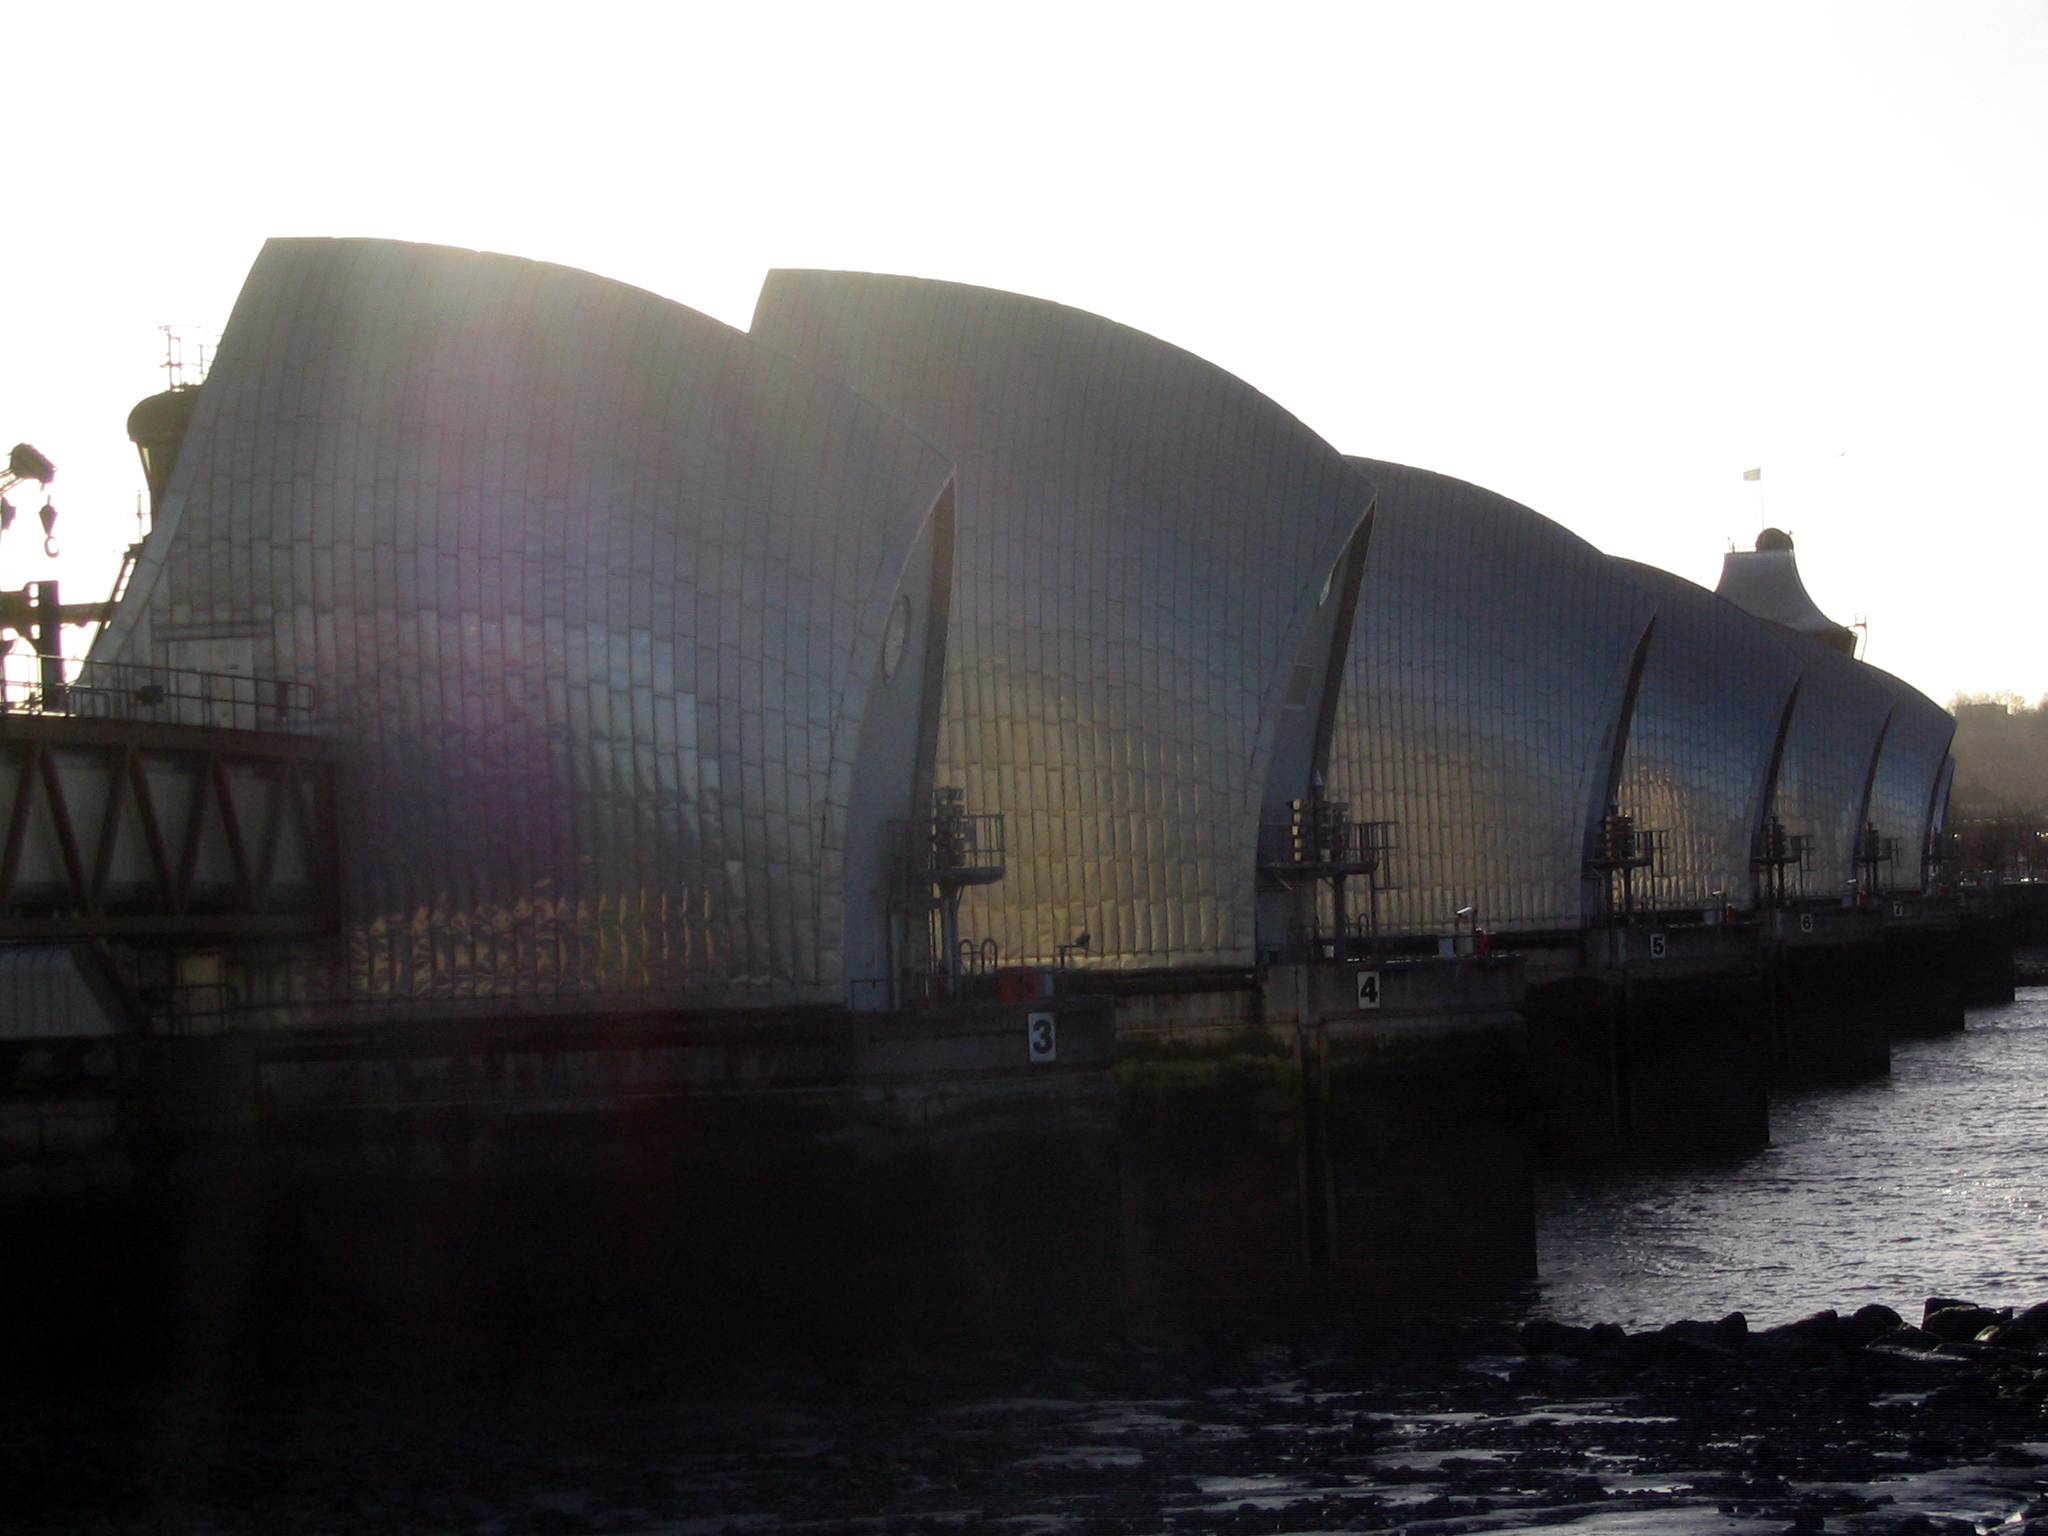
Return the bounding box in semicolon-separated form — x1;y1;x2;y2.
1715;528;1858;656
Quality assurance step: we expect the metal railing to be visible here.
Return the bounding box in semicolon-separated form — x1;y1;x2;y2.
1752;816;1813;904
1854;824;1900;886
1259;801;1395;875
0;655;319;733
878;787;1010;1008
1586;810;1665;875
1586;809;1666;919
889;790;1007;892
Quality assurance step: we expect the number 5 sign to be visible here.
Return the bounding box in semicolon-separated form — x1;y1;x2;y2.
1027;1012;1057;1063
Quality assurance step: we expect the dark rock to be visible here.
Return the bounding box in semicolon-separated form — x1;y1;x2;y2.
1868;1324;1941;1352
1296;1353;1371;1389
1755;1310;1848;1360
1385;1320;1463;1363
1520;1319;1591;1355
1511;1352;1585;1382
1747;1438;1786;1473
1619;1330;1665;1365
1908;1431;1960;1459
1923;1296;1978;1326
1583;1322;1628;1355
1461;1325;1527;1357
1844;1304;1905;1348
1928;1336;2006;1361
1774;1309;1844;1341
2002;1303;2048;1348
1925;1380;1998;1412
1660;1317;1744;1357
1753;1328;1839;1365
1925;1305;2005;1341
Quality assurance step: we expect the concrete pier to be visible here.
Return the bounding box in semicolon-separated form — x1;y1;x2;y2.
0;898;2025;1362
1517;892;2020;1164
1958;906;2020;1008
1877;900;1972;1038
1116;956;1530;1331
1524;923;1770;1160
2;998;1127;1367
7;960;1541;1359
1761;906;1896;1083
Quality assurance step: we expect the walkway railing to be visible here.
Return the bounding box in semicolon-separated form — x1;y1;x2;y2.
0;655;319;733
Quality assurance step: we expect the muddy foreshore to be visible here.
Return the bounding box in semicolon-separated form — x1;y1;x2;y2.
15;1300;2048;1534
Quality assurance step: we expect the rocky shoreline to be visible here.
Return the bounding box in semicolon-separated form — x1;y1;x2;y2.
15;1298;2048;1534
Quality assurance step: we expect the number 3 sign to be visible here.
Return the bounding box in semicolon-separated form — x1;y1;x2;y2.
1027;1012;1057;1063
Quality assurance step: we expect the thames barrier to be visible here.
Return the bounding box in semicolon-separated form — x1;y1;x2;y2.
0;239;2004;1363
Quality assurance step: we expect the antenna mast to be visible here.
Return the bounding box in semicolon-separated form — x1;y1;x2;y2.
159;325;213;390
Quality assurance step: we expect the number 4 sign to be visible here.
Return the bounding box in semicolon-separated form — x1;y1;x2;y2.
1356;970;1382;1010
1027;1012;1057;1062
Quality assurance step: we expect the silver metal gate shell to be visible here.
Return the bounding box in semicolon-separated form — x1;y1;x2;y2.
1769;634;1925;897
753;271;1375;969
93;238;955;1016
1326;461;1656;935
1862;664;1956;893
1612;561;1803;911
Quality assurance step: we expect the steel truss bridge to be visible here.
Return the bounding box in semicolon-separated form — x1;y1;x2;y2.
0;659;335;943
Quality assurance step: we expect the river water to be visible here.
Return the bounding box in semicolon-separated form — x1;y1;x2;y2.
1535;987;2048;1329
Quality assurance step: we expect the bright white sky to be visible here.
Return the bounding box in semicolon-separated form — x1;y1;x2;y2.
6;1;2043;705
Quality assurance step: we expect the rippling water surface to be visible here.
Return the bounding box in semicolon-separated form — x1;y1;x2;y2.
1536;989;2048;1329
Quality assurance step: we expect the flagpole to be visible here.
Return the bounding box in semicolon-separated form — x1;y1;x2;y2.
1743;467;1763;531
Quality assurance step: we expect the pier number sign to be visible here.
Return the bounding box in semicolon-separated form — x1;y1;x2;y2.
1356;970;1382;1010
1027;1012;1057;1063
1648;933;1668;960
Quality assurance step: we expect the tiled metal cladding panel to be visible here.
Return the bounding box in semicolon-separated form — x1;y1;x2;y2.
95;238;954;1012
752;272;1375;969
1865;672;1955;892
1326;461;1656;936
1613;562;1802;910
1769;635;1899;896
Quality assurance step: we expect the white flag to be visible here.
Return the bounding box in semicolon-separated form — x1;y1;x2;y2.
1743;468;1762;481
